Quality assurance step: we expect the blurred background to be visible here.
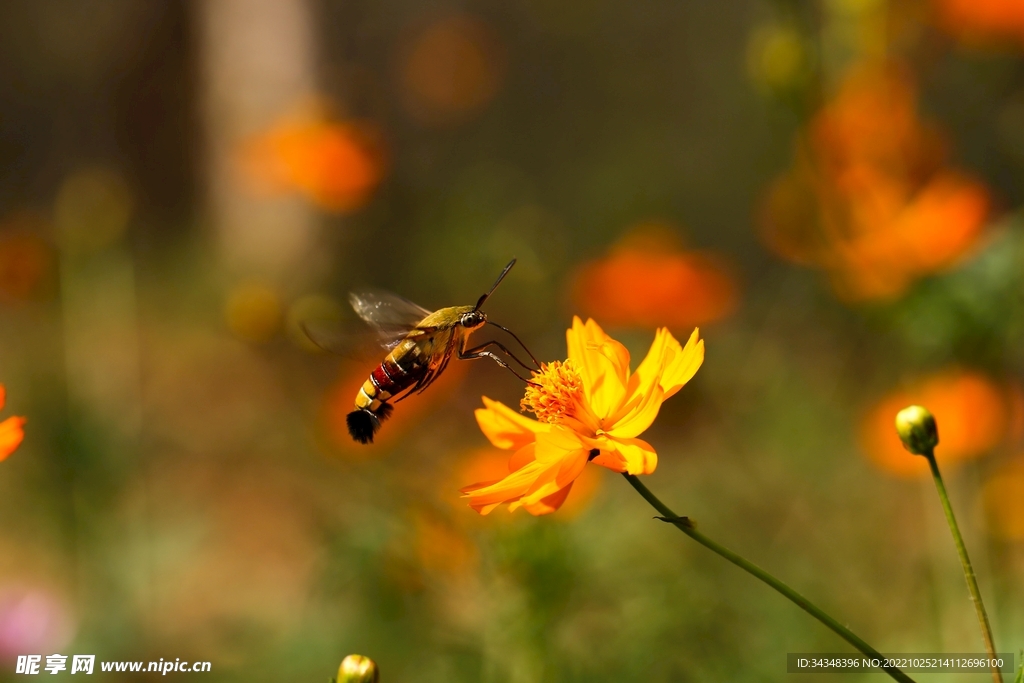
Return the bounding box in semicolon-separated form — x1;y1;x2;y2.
0;0;1022;680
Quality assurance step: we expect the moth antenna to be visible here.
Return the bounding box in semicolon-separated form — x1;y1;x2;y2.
474;258;516;311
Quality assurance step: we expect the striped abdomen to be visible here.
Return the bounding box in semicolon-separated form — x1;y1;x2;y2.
356;340;426;410
347;339;427;444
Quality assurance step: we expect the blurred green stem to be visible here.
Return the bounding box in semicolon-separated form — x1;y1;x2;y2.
622;474;917;683
922;450;1002;683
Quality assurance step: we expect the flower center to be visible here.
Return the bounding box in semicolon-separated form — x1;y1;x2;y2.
521;359;583;424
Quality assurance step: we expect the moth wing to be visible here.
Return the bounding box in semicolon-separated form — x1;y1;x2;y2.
348;290;433;349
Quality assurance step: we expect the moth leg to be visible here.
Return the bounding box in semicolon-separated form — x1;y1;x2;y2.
486;321;540;368
459;341;537;384
464;340;536;372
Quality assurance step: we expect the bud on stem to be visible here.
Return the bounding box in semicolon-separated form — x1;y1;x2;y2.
338;655;379;683
894;405;939;456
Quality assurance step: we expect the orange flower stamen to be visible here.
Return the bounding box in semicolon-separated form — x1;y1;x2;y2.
520;360;582;424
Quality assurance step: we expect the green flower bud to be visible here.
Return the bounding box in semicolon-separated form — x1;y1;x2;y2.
894;405;939;456
337;655;379;683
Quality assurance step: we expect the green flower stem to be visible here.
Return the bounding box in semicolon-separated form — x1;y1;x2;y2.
622;473;917;683
922;450;1002;683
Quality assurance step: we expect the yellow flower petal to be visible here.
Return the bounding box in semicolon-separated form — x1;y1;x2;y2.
471;501;504;515
661;328;704;399
586;319;631;380
464;427;590;515
608;328;693;436
566;316;597;387
608;385;665;439
566;317;631;419
556;447;590;487
462;458;551;507
513;460;564;509
521;481;574;515
605;436;658;475
628;328;670;395
533;425;586;462
590;449;627;471
475;396;547;450
507;442;537;472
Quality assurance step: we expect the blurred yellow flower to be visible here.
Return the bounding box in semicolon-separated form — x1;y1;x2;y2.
0;385;26;462
462;318;703;515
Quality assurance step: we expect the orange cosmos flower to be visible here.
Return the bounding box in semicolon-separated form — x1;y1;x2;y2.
0;385;25;462
759;62;992;302
462;318;703;515
240;102;385;213
932;0;1024;47
571;224;739;330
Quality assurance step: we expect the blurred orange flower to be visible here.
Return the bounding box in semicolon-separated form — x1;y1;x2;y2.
932;0;1024;47
760;63;991;301
399;16;505;126
571;224;739;330
0;385;26;462
860;371;1015;477
982;459;1024;541
0;214;54;304
462;318;703;514
240;103;385;213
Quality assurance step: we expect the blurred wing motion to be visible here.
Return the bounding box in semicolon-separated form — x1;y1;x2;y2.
348;289;433;348
302;290;433;357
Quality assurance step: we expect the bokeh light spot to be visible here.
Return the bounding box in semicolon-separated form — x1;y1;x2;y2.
399;16;505;126
0;213;55;304
53;167;133;254
982;459;1024;541
225;282;283;344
